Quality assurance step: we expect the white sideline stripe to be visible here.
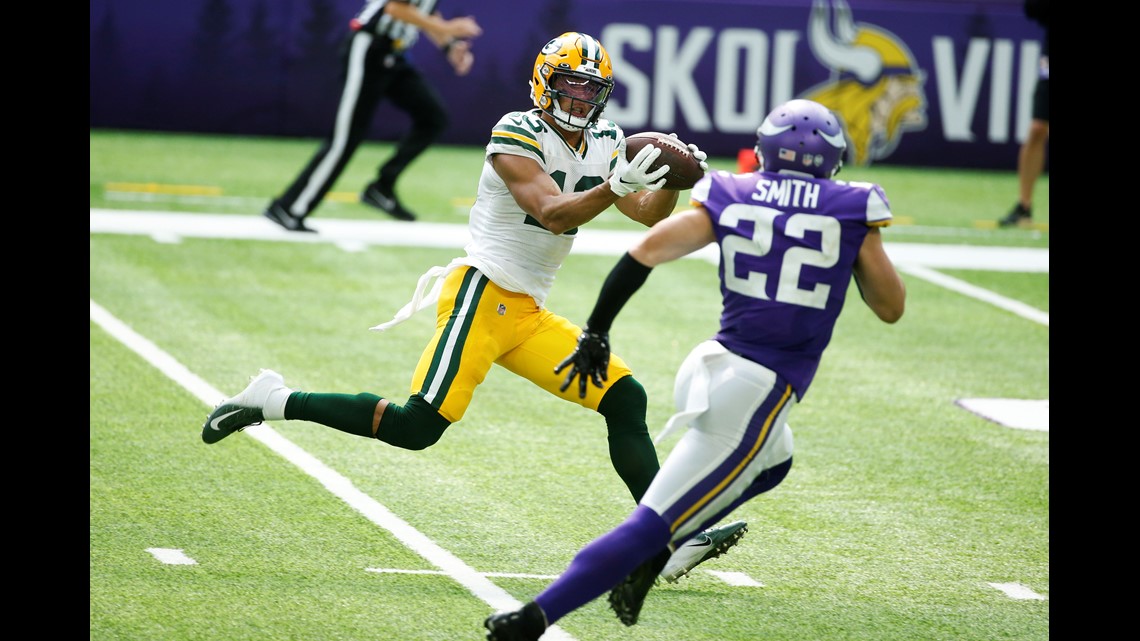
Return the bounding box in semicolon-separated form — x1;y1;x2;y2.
89;209;1048;271
90;209;1049;325
704;571;764;587
146;548;198;565
898;264;1048;326
90;209;473;249
89;299;578;641
368;568;561;580
101;192;1044;240
987;582;1047;600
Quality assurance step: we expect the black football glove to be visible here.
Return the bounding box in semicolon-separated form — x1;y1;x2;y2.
555;329;611;399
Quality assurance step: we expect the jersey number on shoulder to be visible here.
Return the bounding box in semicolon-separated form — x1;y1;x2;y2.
719;203;839;309
508;112;545;132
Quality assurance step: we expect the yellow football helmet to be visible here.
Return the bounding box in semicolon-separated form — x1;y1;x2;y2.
530;32;614;132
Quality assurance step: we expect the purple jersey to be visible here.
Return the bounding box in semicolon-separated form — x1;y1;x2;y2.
690;169;892;399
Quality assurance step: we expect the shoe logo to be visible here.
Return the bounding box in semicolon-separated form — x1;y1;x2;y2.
209;409;242;431
688;536;713;548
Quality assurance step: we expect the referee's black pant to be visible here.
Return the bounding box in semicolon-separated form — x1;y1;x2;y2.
274;30;449;220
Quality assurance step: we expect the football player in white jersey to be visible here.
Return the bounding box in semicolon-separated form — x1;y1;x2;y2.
203;32;747;583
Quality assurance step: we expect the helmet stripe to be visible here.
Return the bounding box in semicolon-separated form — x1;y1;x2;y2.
580;34;599;69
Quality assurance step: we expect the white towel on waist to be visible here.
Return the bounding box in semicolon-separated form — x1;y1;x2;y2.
655;340;728;444
369;262;460;332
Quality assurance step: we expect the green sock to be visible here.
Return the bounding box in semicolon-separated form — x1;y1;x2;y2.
285;392;382;438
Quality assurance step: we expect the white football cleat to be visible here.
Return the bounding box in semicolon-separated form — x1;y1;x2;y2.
660;520;748;583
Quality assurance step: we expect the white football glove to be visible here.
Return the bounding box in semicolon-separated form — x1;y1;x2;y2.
609;144;669;197
669;132;709;173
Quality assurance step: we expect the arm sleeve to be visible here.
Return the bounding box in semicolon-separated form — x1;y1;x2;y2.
585;252;653;333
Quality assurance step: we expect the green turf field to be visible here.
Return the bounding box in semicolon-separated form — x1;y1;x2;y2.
90;129;1048;641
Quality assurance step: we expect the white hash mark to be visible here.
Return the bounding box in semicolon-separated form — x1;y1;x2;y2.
146;548;198;565
987;582;1046;600
705;570;764;587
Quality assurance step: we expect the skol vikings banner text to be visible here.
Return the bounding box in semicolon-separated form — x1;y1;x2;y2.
90;0;1042;169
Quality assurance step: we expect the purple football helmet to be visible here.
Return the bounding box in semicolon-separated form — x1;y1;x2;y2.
755;99;847;178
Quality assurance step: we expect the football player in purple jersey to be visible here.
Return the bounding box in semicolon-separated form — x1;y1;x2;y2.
485;99;906;640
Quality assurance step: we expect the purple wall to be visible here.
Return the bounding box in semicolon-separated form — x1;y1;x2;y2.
90;0;1043;170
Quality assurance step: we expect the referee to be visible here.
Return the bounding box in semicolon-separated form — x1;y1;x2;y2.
264;1;482;231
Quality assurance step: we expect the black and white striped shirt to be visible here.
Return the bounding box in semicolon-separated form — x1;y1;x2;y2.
351;0;440;51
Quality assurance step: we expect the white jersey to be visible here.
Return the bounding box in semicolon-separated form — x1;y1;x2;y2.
456;108;626;308
371;109;627;332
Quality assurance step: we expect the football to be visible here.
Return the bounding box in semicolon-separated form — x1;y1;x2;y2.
624;131;704;190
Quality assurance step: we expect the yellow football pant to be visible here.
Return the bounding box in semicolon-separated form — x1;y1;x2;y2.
410;265;634;422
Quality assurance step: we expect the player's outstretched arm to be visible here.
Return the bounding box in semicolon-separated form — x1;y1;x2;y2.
627;208;715;267
556;209;715;398
385;4;482;42
852;227;906;323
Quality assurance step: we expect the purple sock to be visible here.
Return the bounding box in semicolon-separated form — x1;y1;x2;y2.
534;505;671;624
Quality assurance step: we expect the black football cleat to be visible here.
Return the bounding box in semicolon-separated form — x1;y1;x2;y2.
997;203;1032;228
484;601;546;641
609;548;670;626
360;184;417;221
263;202;316;232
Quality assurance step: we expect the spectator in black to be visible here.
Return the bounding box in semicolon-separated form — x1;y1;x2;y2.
264;1;482;231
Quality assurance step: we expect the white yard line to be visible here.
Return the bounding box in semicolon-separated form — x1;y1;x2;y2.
899;264;1048;326
89;299;579;641
367;568;562;580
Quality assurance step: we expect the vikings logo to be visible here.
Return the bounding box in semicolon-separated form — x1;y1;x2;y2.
803;0;928;166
